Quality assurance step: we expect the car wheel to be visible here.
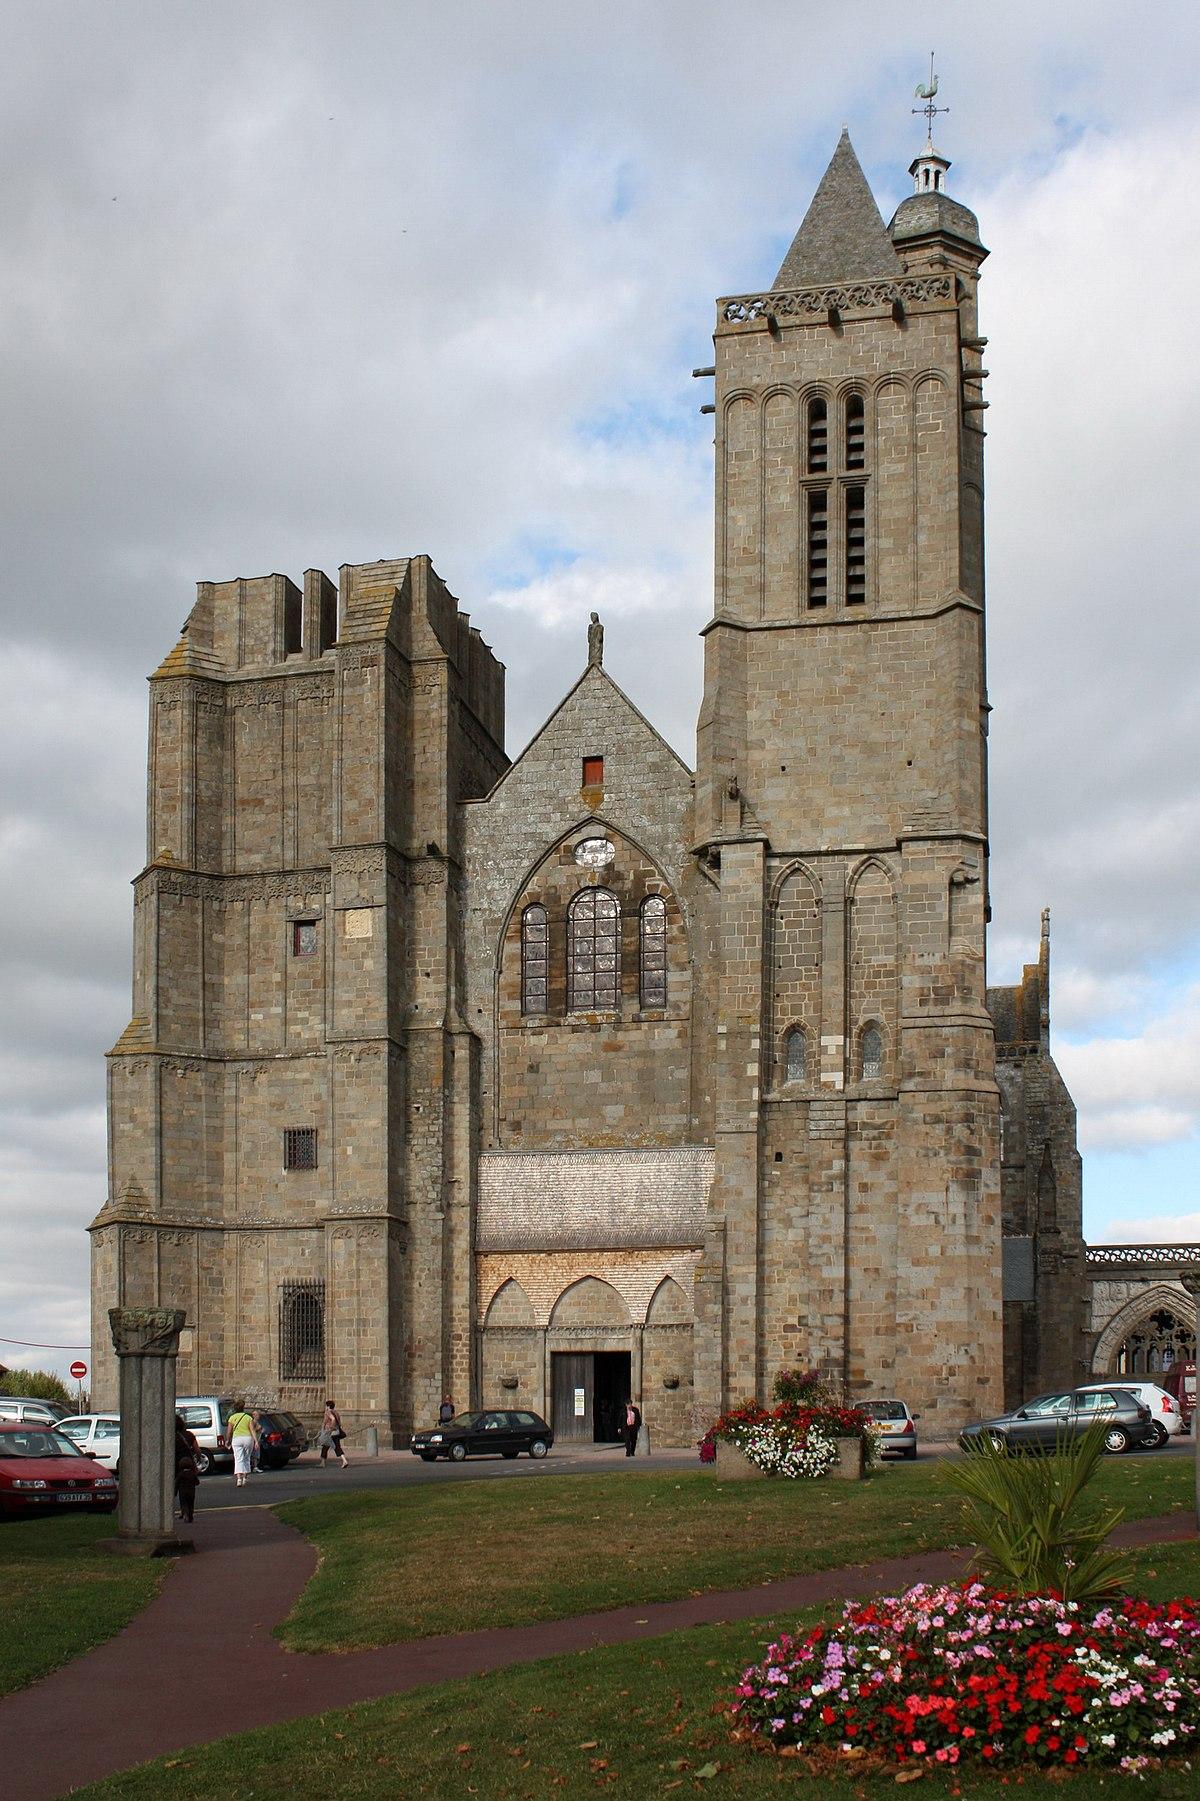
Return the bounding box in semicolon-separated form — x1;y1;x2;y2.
419;1452;437;1462
194;1449;212;1476
530;1439;549;1459
449;1441;467;1462
904;1447;918;1461
1146;1422;1169;1449
1103;1427;1130;1455
987;1432;1007;1454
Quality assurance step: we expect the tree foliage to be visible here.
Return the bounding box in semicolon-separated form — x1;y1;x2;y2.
0;1367;73;1407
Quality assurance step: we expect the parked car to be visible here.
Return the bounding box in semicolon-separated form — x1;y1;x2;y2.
255;1411;302;1470
54;1414;121;1471
269;1410;310;1459
0;1422;119;1518
1074;1380;1182;1449
1162;1362;1196;1433
411;1408;554;1462
0;1397;70;1426
861;1398;919;1459
960;1386;1158;1456
175;1396;236;1474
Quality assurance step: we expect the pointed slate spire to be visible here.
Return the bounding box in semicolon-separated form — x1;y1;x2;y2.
773;130;902;289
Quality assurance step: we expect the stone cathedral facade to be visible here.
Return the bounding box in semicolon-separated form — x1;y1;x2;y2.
91;131;1087;1442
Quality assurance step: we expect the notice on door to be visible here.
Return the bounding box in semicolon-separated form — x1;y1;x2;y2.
573;1387;586;1417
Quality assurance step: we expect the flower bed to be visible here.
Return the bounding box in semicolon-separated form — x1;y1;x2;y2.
733;1581;1200;1773
705;1395;875;1479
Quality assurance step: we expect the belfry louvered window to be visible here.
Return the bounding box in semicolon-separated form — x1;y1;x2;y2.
807;488;829;607
639;895;667;1009
279;1280;325;1381
845;394;865;470
845;486;866;604
521;904;548;1014
807;397;828;473
567;888;619;1011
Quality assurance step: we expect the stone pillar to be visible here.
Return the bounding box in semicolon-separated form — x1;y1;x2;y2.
1180;1273;1200;1532
105;1306;193;1557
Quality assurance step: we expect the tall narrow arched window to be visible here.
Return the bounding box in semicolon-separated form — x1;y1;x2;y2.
860;1024;883;1082
640;895;667;1009
520;904;548;1014
807;397;828;473
806;488;829;608
845;394;865;470
567;888;619;1011
785;1026;807;1085
845;485;866;604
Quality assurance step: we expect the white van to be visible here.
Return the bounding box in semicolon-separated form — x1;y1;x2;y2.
175;1396;236;1474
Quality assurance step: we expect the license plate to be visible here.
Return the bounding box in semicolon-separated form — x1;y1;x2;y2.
56;1493;94;1503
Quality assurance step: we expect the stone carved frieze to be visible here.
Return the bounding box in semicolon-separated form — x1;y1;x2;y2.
722;275;955;324
109;1306;186;1356
338;649;382;671
331;848;387;876
140;869;330;905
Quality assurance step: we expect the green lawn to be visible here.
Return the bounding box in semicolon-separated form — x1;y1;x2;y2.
275;1454;1194;1651
77;1539;1200;1800
0;1513;164;1697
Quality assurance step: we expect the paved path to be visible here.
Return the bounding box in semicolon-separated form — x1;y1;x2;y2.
1;1507;1194;1800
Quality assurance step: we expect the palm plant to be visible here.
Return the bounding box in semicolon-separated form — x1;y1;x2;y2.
943;1425;1134;1604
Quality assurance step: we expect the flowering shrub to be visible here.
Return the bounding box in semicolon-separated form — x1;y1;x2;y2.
733;1581;1200;1772
741;1422;838;1480
707;1394;875;1477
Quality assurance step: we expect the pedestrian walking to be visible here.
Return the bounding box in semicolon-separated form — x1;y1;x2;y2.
438;1394;455;1424
249;1407;265;1474
227;1400;256;1487
174;1414;200;1522
318;1398;349;1468
622;1397;642;1457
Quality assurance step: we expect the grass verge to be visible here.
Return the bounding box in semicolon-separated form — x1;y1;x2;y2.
275;1454;1194;1651
0;1514;164;1697
78;1539;1200;1799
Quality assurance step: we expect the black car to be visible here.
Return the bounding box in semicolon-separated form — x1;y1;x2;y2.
255;1411;306;1470
411;1409;553;1462
960;1386;1158;1457
270;1410;309;1459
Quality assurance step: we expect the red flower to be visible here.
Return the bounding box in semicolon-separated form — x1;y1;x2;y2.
1023;1726;1040;1745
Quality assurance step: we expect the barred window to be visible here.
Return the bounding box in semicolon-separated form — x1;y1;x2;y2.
860;1025;883;1082
521;903;548;1014
279;1279;325;1381
640;895;667;1009
291;920;317;957
567;887;619;1011
283;1127;318;1171
785;1025;807;1085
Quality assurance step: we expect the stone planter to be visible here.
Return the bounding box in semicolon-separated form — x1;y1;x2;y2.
832;1435;866;1481
704;1441;764;1479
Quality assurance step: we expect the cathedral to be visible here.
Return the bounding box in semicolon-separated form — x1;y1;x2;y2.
90;127;1088;1444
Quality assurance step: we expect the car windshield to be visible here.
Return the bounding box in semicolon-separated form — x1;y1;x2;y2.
0;1428;85;1459
865;1402;907;1421
440;1412;479;1430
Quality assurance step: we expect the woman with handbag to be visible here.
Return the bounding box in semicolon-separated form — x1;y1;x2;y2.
318;1398;349;1469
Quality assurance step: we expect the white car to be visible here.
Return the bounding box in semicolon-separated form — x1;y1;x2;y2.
0;1397;69;1427
55;1414;121;1470
1075;1381;1181;1448
862;1397;919;1460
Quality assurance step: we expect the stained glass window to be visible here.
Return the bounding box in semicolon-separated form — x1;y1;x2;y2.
861;1025;883;1082
785;1026;807;1084
640;896;667;1008
568;888;619;1011
521;904;548;1014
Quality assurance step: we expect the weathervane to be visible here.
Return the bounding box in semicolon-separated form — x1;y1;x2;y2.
912;52;949;141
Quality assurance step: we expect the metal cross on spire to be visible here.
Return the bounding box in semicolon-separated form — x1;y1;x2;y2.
912;51;949;142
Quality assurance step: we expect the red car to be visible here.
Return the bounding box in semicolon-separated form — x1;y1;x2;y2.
0;1421;119;1518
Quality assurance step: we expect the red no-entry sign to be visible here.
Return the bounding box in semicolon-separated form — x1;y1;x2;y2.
70;1361;87;1381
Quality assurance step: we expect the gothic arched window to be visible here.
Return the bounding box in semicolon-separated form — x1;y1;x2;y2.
807;396;828;473
520;904;548;1015
639;895;667;1009
785;1026;807;1085
845;485;866;604
845;393;865;470
567;888;619;1011
860;1024;883;1082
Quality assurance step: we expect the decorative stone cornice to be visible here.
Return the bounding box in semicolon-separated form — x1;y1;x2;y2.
720;274;954;326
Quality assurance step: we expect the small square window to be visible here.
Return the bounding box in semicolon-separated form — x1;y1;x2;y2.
284;1128;318;1171
292;921;318;957
582;756;604;788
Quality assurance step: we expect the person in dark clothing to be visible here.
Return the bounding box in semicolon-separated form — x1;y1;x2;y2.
622;1398;642;1457
438;1395;455;1424
174;1414;200;1523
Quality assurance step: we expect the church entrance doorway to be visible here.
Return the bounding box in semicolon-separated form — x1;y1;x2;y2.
550;1350;631;1442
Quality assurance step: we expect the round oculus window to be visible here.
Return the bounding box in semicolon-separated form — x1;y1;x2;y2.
573;837;615;867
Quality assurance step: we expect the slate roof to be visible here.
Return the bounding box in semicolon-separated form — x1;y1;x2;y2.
477;1147;713;1251
773;130;902;290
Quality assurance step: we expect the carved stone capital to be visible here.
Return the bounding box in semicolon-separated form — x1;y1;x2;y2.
109;1306;186;1358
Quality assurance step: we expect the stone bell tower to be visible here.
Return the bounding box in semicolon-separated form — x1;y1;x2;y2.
693;128;1004;1431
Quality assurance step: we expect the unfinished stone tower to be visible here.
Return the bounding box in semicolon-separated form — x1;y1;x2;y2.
92;127;1082;1439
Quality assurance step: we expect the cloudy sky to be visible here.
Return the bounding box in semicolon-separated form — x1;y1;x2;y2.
2;2;1199;1379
